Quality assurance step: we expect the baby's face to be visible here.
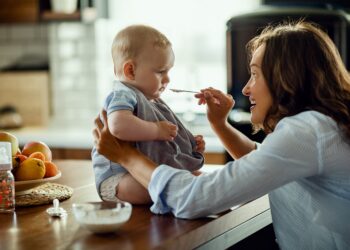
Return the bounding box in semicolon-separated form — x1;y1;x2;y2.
132;45;175;100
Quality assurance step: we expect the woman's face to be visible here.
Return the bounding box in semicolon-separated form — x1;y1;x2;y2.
242;44;273;127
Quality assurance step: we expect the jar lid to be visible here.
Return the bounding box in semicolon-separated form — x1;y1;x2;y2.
0;142;12;170
0;163;11;170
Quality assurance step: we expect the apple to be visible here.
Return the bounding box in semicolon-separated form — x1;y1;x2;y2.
0;131;19;157
22;141;52;162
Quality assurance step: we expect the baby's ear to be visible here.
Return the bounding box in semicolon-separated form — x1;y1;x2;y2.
123;61;135;80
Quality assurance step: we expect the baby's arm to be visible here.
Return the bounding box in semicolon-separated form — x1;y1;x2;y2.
116;173;152;204
108;110;178;141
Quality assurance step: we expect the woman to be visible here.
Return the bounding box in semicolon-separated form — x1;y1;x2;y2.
93;21;350;249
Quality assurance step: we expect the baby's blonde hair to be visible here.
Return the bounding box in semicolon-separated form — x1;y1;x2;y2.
111;25;171;77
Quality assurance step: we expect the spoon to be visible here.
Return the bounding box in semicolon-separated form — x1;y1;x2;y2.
169;88;199;94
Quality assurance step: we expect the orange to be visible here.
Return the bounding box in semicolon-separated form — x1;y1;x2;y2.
44;161;59;178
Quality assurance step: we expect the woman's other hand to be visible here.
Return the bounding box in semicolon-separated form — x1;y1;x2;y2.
195;87;235;127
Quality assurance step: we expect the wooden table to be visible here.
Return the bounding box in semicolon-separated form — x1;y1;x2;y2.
0;160;271;250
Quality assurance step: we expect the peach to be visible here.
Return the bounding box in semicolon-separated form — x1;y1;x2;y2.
29;152;46;161
22;141;52;162
44;161;59;178
12;154;27;171
13;154;28;164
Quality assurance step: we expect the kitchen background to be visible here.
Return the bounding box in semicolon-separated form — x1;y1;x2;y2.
0;0;259;125
0;0;261;161
0;0;349;162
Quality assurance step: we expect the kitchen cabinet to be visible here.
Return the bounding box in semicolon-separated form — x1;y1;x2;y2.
39;0;81;22
51;147;227;164
51;148;91;160
0;71;50;127
0;0;40;23
12;127;226;163
0;0;80;23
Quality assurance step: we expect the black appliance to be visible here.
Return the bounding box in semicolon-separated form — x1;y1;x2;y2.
225;5;350;148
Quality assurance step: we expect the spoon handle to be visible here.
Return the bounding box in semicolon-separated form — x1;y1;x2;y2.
169;88;199;94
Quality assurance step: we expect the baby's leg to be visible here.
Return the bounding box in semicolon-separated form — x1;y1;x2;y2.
117;173;152;205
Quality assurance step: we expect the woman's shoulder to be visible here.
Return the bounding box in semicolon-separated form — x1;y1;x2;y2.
275;110;338;138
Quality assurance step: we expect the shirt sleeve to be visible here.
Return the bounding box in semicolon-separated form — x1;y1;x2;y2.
106;89;137;115
148;117;321;218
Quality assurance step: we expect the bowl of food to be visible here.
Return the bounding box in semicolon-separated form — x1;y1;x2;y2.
15;171;61;195
72;201;132;233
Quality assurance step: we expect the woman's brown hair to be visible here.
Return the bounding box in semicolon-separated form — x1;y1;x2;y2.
247;21;350;141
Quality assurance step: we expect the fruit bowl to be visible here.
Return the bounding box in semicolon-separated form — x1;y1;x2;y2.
15;171;62;195
72;201;132;233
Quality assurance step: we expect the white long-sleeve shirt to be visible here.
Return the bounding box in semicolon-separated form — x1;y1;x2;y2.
148;111;350;250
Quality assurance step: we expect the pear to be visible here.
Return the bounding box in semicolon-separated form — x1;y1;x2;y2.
0;131;19;157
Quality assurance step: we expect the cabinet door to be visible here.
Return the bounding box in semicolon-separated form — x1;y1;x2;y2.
0;0;39;23
0;72;50;126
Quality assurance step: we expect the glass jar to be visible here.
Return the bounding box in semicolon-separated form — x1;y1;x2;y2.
0;142;15;213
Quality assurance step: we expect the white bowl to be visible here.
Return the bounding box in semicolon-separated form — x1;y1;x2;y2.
72;201;132;233
15;171;62;195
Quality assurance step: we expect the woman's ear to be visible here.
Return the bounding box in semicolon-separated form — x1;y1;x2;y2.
123;60;135;80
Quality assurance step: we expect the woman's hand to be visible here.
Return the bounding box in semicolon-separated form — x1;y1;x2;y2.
93;109;135;165
93;109;157;189
195;87;235;127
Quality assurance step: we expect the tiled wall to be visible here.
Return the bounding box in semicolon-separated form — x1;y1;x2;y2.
0;24;48;70
0;22;116;128
49;22;99;127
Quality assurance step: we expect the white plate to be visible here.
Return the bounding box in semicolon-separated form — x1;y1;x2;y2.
15;171;62;195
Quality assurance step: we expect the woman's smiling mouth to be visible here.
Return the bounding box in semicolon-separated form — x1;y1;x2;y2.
250;100;256;111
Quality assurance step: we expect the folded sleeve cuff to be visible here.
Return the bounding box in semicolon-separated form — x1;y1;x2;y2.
148;165;180;214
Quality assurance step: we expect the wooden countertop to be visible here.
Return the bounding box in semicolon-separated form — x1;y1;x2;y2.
0;160;271;250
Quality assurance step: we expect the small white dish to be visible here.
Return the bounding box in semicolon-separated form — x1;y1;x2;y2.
72;201;132;233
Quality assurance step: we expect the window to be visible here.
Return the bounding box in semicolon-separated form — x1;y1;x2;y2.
104;0;260;115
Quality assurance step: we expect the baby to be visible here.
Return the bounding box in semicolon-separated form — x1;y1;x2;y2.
92;25;205;204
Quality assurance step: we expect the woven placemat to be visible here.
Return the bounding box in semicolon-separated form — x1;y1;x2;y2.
16;183;73;207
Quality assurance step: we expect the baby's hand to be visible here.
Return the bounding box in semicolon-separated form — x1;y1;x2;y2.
194;135;205;153
156;121;178;141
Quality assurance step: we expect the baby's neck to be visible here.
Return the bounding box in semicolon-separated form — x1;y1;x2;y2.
118;80;157;102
